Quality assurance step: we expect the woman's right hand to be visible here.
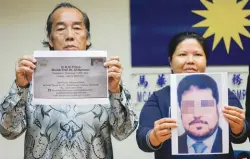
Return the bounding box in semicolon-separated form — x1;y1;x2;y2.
149;118;177;147
15;56;36;88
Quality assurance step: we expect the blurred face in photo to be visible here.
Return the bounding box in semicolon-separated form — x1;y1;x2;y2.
180;86;219;139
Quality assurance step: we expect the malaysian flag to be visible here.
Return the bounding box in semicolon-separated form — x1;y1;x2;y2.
130;0;250;66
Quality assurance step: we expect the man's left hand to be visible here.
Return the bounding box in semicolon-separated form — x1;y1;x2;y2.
222;106;245;135
104;56;122;93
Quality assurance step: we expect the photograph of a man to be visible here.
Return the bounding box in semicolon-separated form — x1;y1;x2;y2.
91;57;105;66
177;74;222;154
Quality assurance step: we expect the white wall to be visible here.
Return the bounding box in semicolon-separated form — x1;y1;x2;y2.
0;0;248;159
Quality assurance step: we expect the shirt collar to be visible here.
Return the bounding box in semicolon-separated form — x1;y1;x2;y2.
187;127;218;149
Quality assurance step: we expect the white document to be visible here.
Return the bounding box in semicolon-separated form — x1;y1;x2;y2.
171;72;229;155
32;50;109;105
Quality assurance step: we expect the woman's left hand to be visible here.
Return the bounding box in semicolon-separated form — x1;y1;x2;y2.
222;106;245;135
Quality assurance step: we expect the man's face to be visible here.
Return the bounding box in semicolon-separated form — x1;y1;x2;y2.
181;86;219;138
49;8;89;50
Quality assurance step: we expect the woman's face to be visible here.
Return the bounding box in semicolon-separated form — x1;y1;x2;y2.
170;38;207;73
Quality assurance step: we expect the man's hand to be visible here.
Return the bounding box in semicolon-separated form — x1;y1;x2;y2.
15;55;36;88
104;56;122;93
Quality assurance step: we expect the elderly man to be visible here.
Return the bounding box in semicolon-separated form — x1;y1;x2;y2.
0;2;138;159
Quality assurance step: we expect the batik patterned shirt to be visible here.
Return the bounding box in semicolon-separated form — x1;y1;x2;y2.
0;81;138;159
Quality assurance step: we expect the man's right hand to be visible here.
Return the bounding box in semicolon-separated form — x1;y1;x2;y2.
149;118;177;147
15;56;36;88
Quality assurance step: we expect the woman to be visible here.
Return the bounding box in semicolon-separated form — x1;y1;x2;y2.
136;31;248;159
